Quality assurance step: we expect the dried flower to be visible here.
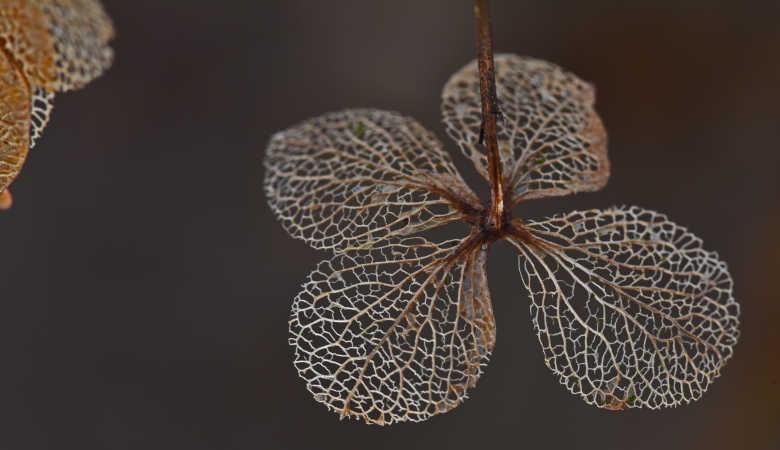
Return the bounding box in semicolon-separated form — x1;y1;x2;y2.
264;54;739;425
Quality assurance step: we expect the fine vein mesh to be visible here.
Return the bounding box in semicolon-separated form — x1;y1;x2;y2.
0;0;58;88
290;237;494;424
30;86;54;148
441;54;609;205
0;0;113;198
0;47;31;193
264;109;481;253
510;206;739;409
40;0;114;92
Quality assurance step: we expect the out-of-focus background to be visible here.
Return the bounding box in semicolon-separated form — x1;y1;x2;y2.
0;1;777;448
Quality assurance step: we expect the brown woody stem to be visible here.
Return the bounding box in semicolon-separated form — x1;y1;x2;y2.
474;0;504;232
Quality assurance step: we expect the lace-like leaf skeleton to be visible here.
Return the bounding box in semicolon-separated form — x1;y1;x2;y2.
0;0;114;209
264;38;739;428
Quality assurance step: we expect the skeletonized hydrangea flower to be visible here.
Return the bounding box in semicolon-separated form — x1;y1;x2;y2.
263;54;740;424
0;0;114;209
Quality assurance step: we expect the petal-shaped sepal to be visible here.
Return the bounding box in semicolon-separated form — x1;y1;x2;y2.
511;206;739;409
0;49;31;195
265;109;482;253
41;0;115;92
0;0;114;202
290;237;493;424
0;0;58;88
442;55;609;205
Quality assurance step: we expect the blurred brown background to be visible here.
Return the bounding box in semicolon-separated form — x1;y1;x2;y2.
0;1;777;449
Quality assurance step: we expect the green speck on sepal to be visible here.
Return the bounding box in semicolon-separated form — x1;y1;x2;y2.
353;122;365;138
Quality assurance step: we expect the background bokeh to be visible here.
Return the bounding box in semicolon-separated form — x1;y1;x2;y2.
0;1;778;448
